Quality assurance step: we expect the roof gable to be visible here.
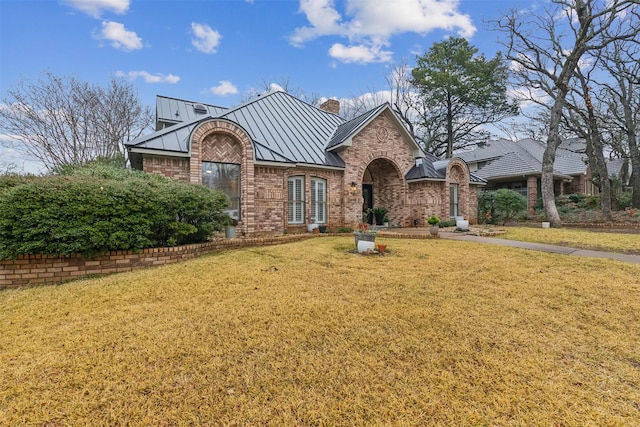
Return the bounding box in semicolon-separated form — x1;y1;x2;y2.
326;103;422;157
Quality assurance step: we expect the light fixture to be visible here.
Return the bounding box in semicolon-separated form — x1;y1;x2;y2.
350;181;358;194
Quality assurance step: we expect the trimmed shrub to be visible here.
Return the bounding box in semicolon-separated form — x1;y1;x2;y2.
479;189;527;225
0;166;229;259
493;189;528;224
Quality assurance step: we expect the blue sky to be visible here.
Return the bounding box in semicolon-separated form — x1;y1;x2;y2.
1;0;526;172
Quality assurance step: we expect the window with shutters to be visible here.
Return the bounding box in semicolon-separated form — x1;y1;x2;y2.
311;177;327;224
288;176;305;224
202;161;241;219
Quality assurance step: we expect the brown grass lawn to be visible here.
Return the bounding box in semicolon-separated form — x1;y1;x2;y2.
501;227;640;255
1;237;640;426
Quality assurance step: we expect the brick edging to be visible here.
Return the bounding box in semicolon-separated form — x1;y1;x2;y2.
0;234;314;289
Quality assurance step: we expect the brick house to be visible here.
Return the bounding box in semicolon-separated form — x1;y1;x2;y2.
456;138;596;210
126;91;485;236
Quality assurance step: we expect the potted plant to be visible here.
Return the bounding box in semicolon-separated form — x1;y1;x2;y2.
383;215;390;227
427;214;440;236
224;216;238;239
354;222;377;252
372;207;388;226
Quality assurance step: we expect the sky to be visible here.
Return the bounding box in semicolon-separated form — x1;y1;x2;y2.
0;0;528;173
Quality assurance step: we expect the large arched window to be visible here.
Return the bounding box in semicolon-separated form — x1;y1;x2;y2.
202;161;241;219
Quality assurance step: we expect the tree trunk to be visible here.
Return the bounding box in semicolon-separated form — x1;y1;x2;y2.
629;138;640;208
542;96;565;227
446;93;454;158
581;80;612;220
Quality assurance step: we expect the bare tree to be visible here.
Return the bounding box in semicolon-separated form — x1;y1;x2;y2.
0;71;153;171
564;67;613;220
242;76;321;106
498;0;639;226
598;37;640;208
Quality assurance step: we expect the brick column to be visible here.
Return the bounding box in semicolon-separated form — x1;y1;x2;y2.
527;176;538;210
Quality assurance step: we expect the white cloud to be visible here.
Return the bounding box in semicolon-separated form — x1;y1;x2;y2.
208;81;238;96
62;0;130;18
328;43;392;63
115;71;180;84
191;23;222;54
94;21;143;51
290;0;476;64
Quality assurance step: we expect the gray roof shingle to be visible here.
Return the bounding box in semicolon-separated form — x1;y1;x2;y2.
456;139;585;180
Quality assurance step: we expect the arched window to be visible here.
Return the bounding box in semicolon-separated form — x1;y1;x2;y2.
202;161;241;219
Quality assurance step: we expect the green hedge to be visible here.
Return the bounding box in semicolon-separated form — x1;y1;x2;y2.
0;166;229;259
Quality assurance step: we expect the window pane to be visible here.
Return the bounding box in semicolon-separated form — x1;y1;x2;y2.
288;176;304;224
311;178;326;224
202;161;241;218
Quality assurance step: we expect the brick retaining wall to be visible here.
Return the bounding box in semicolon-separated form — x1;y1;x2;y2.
0;235;314;289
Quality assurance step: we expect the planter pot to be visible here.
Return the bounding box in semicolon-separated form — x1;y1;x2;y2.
318;225;327;233
383;222;389;227
429;225;439;236
377;244;387;254
224;225;236;239
542;221;550;229
456;219;469;231
307;223;319;233
357;240;375;253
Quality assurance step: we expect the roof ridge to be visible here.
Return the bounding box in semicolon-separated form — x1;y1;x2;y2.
156;94;227;110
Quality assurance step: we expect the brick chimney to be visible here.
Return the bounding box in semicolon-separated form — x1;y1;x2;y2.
319;99;340;115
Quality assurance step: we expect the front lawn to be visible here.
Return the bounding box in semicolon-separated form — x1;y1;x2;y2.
1;237;639;425
501;227;640;254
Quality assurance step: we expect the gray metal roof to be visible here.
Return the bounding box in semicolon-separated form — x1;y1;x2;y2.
216;91;345;166
127;92;436;174
405;155;486;184
127;115;205;154
327;103;387;149
156;95;227;126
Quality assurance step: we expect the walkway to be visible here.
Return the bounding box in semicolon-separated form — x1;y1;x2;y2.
380;228;640;265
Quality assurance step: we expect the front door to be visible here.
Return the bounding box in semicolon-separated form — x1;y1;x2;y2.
362;184;373;224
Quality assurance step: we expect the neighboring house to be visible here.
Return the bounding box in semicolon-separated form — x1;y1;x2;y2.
456;138;595;210
125;91;484;236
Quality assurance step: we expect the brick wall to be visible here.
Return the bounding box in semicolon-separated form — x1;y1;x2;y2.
142;156;190;181
338;113;416;227
0;235;314;289
137;113;480;234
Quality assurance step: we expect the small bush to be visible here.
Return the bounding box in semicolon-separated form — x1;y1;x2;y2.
480;189;527;225
0;165;229;259
478;192;496;224
614;191;632;210
438;220;457;228
335;227;354;233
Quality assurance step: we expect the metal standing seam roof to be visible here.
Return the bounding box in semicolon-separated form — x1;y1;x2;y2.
156;95;227;125
217;91;345;166
326;103;388;149
127;91;457;179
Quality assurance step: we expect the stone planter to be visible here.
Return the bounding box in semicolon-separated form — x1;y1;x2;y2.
429;225;439;236
542;221;550;229
456;219;469;231
354;231;376;248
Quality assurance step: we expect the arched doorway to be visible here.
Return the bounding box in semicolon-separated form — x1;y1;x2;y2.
361;158;404;226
